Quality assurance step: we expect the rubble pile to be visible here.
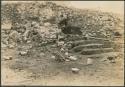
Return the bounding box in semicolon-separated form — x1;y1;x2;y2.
2;2;123;40
1;2;123;64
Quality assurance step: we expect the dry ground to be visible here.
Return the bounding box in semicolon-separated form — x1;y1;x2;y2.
1;37;124;86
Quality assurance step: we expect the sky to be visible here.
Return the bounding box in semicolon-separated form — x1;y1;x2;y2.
69;1;124;15
2;1;124;15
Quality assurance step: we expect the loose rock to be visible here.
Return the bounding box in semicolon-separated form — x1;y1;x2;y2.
51;55;56;59
71;68;80;73
4;56;13;60
107;56;116;63
87;58;93;65
8;44;15;49
65;59;70;62
1;43;7;48
60;48;65;52
64;52;69;56
44;22;51;27
19;51;28;56
68;56;77;61
27;40;31;44
57;41;64;46
110;60;116;63
40;52;45;56
29;45;33;49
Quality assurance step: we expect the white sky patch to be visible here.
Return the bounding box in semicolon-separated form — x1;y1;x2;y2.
70;1;124;15
2;1;124;15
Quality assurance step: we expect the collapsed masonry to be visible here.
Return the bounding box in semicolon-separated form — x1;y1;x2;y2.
1;2;123;63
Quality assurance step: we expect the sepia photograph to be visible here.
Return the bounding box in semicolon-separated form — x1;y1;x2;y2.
1;0;124;86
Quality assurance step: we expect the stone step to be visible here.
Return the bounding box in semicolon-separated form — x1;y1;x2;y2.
80;52;120;58
80;48;114;55
66;36;110;42
71;44;112;52
71;40;112;47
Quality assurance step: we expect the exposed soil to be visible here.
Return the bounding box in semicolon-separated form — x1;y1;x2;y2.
1;38;124;86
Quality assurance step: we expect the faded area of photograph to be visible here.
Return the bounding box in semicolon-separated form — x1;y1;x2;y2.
1;1;124;86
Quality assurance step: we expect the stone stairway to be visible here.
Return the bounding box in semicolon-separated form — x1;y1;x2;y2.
69;38;115;55
80;48;114;55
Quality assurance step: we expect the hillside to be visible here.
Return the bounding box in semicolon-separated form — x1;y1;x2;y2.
1;1;124;86
1;2;123;38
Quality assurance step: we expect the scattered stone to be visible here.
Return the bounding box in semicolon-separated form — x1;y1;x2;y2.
65;59;70;62
107;56;116;63
110;60;116;63
27;40;31;43
64;52;69;56
60;48;65;52
66;43;72;49
19;51;28;56
68;56;77;61
100;57;107;62
87;58;93;65
1;43;7;48
107;56;115;60
50;34;57;39
8;44;15;49
40;52;45;56
57;41;64;46
51;44;56;48
44;22;51;27
101;59;107;62
29;45;33;49
71;68;80;73
51;55;56;59
4;56;13;60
